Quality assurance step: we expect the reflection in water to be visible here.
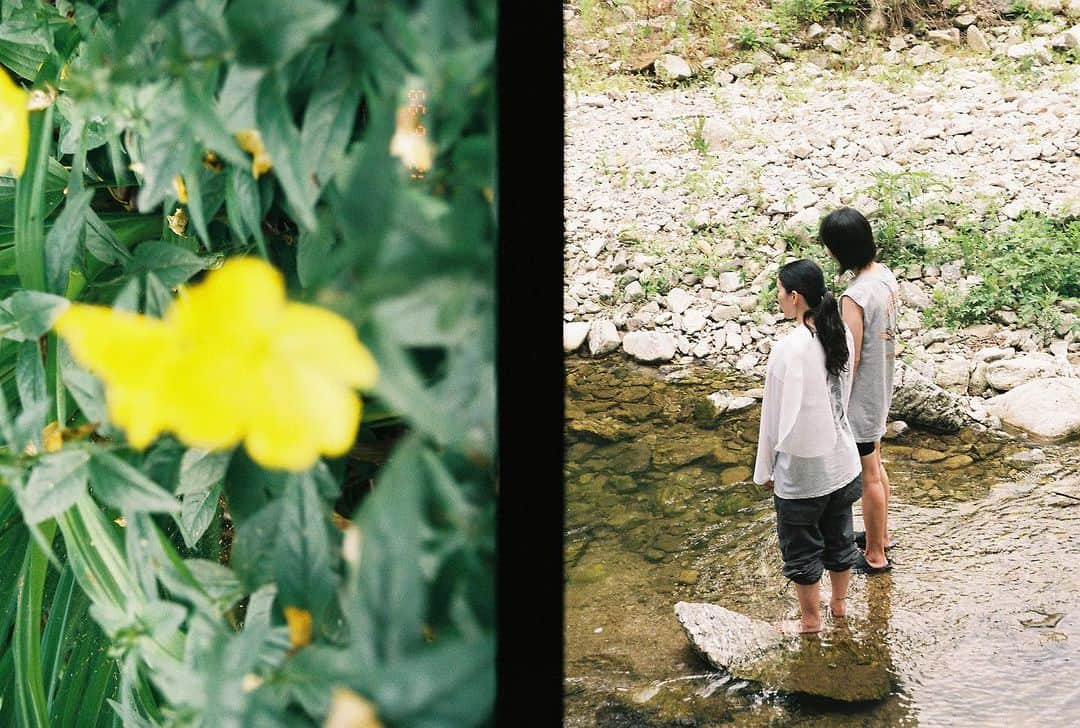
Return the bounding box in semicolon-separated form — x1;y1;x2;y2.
564;358;1080;727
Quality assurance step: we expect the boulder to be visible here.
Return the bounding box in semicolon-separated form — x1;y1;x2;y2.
986;355;1070;391
984;378;1080;440
966;25;991;53
890;361;967;433
622;331;677;363
588;319;621;357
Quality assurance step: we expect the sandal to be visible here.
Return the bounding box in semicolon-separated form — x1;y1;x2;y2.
854;531;896;551
853;553;893;575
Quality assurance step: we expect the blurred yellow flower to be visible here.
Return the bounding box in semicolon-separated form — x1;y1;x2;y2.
324;687;382;728
235;128;272;178
0;69;29;178
173;175;188;204
54;257;378;471
284;606;313;649
389;106;432;174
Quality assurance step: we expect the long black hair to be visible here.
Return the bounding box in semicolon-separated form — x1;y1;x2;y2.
819;207;875;272
778;259;848;377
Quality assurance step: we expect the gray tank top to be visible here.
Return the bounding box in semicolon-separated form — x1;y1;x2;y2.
842;263;899;442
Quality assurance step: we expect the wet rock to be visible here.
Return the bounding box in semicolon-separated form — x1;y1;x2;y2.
565;322;591;353
676;570;700;586
623;331;677;363
912;448;949;463
720;466;752;485
611;442;654;474
609;475;640;494
944;454;974;469
985;378;1080;440
703;391;757;420
708;446;743;466
674;603;892;702
568;416;634;442
891;362;967;433
986;355;1070;391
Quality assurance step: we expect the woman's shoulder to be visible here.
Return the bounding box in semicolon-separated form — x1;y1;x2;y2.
772;326;813;358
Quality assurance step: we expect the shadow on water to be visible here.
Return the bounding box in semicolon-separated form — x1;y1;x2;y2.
564;357;1080;727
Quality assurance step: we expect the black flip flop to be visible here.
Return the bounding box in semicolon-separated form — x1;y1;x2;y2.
854;531;896;551
853;553;893;575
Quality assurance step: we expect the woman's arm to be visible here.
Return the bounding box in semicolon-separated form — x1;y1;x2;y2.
753;351;783;486
841;296;864;374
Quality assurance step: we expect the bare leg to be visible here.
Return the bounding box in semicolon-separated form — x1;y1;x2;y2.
877;443;892;548
828;569;850;617
860;450;889;568
793;581;823;632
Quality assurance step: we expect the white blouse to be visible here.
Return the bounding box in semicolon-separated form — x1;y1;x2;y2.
753;325;861;499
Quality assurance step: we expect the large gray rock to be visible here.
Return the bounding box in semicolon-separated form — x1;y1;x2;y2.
899;281;932;310
984;378;1080;440
674;602;893;702
986;354;1069;391
666;287;692;315
587;319;621;357
622;331;676;363
564;322;590;353
966;25;992;53
890;361;967;432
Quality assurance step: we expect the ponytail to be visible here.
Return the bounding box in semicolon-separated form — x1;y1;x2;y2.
809;290;849;377
777;259;849;377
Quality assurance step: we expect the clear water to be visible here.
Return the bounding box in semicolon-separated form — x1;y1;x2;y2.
564;358;1080;727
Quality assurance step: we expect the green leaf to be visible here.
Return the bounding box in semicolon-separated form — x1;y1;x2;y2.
230;499;283;591
296;211;335;289
88;452;181;513
17;451;90;525
16;339;46;409
373;635;495;728
345;435;430;664
14;520;57;728
225;165;266;251
0;290;69;341
225;0;341;67
274;472;338;620
0;38;48;81
178;479;222;550
45;189;92;296
178;3;229;59
84;208;135;265
256;72;316;230
58;339;110;431
135;103;195;213
14;105;55;292
300;51;359;188
127;241;209;288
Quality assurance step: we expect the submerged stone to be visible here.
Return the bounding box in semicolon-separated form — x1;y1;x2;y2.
674;602;893;702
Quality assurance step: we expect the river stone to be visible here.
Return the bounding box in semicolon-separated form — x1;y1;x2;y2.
564;322;590;353
611;442;653;474
666;288;692;314
681;308;708;334
985;378;1080;440
899;281;932;310
588;319;621;357
675;570;700;586
986;355;1068;391
912;448;949;463
674;603;892;701
609;475;640;493
944;454;974;469
890;362;967;433
623;331;677;363
567;416;633;442
654;54;693;83
934;358;970;391
967;25;991;52
721;466;752;485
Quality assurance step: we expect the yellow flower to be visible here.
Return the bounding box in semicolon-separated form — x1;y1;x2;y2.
235;128;272;178
53;257;378;471
283;606;313;649
324;687;383;728
389;106;432;174
173;175;188;204
0;69;29;178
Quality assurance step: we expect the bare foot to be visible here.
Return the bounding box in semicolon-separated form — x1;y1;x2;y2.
777;618;822;635
829;597;847;618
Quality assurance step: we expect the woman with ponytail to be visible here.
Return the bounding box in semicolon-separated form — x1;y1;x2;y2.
754;259;862;634
819;207;901;575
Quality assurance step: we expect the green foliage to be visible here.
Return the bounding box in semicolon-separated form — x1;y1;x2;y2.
863;169;960;268
1008;1;1055;23
772;0;868;27
922;214;1080;334
0;1;495;727
687;116;710;156
735;24;773;51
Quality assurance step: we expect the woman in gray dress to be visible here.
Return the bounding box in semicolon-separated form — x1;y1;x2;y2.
819;208;900;575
